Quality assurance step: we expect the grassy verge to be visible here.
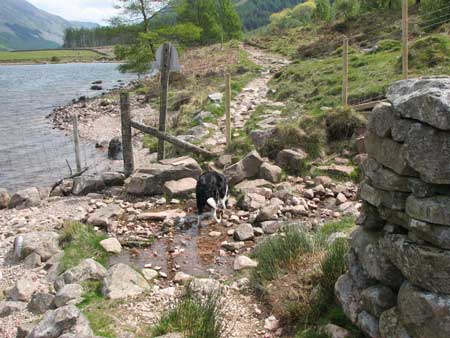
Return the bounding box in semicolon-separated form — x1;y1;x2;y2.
0;49;111;63
59;221;109;273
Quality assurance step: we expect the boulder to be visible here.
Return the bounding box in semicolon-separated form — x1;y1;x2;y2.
368;102;398;138
24;252;42;269
125;157;202;195
398;281;450;338
233;255;258;271
408;218;450;250
54;284;84;308
163;177;197;198
392;118;415;143
173;272;193;285
9;187;41;209
256;204;279;222
261;221;281;234
224;151;263;185
0;188;10;209
141;268;159;281
87;204;124;228
259;162;282;183
237;193;266;211
359;180;409;211
99;238;122;254
264;315;280;332
27;305;93;338
234;223;254;241
108;137;123;160
357;311;380;338
317;165;355;177
364;131;416;176
14;232;60;261
386;77;450;131
234;179;273;193
7;278;39;302
361;158;410;192
55;258;107;291
378;207;410;228
406;195;450;226
102;263;149;300
384;234;450;294
276;149;308;172
28;293;55;314
189;278;221;296
346;249;375;289
0;301;27;317
323;324;351;338
72;175;105;196
335;273;364;323
379;307;412;338
101;172;125;186
406;123;450;184
361;285;396;317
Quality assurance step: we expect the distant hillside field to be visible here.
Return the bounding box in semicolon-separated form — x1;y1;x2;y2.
0;49;110;63
0;0;97;51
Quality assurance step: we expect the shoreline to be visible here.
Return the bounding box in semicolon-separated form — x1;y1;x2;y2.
0;60;118;66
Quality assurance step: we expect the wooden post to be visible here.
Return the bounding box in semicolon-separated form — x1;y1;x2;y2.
225;72;232;146
120;92;134;176
72;115;82;174
158;42;172;160
342;37;349;109
402;0;409;80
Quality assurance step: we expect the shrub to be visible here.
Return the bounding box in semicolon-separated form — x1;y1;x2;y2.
314;0;332;22
334;0;360;20
324;107;366;143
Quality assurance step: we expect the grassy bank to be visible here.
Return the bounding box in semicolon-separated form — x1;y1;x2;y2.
0;49;112;64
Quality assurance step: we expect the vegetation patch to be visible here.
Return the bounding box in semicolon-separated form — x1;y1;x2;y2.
59;221;109;273
407;35;450;70
0;49;108;63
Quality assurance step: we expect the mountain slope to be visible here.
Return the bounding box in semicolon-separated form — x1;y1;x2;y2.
0;0;98;50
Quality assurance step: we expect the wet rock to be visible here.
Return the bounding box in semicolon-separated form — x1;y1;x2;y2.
72;175;105;196
27;304;93;338
88;204;124;228
233;255;258;271
398;281;450;338
24;252;42;269
54;284;84;307
323;323;351;338
163;177;197;198
7;277;39;302
368;102;397;138
224;151;263;185
359;180;409;211
101;172;125;186
379;307;411;338
406;123;450;184
361;285;396;317
406;195;450;226
55;258;107;291
28;293;55;314
108;137;122;160
189;278;221;296
357;311;380;338
259;162;282;183
9;187;41;209
100;238;122;254
276;149;308;172
335;273;364;323
387;77;450;131
0;188;10;209
15;231;60;261
0;301;27;317
102;263;149;300
234;223;254;241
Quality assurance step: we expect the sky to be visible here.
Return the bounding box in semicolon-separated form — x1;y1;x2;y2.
27;0;119;24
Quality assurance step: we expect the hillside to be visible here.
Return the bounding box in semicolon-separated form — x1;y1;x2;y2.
0;0;97;50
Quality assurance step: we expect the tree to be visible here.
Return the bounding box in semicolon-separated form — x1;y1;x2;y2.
334;0;361;20
315;0;332;22
215;0;243;43
113;0;167;32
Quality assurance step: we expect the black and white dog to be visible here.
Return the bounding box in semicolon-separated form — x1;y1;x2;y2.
196;171;229;225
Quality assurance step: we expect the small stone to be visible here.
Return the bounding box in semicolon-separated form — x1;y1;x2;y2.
54;284;84;307
264;315;280;331
209;231;222;237
99;238;122;254
173;272;193;285
234;223;254;241
141;268;159;281
234;256;258;271
7;278;39;302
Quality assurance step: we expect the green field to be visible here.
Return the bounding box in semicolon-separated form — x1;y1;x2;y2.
0;49;112;63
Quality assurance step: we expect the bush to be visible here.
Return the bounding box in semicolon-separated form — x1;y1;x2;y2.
324;107;366;143
334;0;360;20
314;0;332;22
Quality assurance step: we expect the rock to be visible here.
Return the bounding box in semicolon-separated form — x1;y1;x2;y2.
224;151;263;185
55;258;107;291
189;278;221;296
259;162;282;183
27;305;93;338
361;158;411;192
125;157;202;195
327;232;348;245
237;193;266;211
99;238;122;254
102;263;149;300
233;255;258;271
378;206;410;228
359;180;409;211
379;307;412;338
406;195;450;226
368;102;398;138
88;204;124;228
392;119;415;143
335;273;364;323
384;234;450;294
0;301;27;317
323;323;351;338
173;272;193;285
250;128;276;149
221;241;245;252
91;84;102;90
338;201;362;218
101;172;125;186
16;323;35;338
276;149;308;172
256;204;279;222
28;293;55;314
357;202;385;230
14;231;59;261
351;228;403;289
235;179;273;192
398;281;450;338
364;131;416;176
9;187;41;209
406;123;450;184
357;311;380;338
24;252;42;269
408;218;450;250
108;137;123;160
0;188;10;209
154;333;183;338
163;177;197;198
193;110;213;122
72;175;105;196
317;165;355;177
261;221;281;234
7;278;39;302
264;315;280;331
54;284;84;307
234;223;254;241
345;249;374;290
141;268;159;281
387;77;450;131
336;193;347;204
137;209;186;221
208;92;223;104
361;285;396;317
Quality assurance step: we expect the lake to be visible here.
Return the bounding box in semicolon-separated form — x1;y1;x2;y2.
0;62;137;193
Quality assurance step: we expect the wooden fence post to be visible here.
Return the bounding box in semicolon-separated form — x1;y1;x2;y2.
225;72;232;146
158;42;172;160
72;115;82;174
342;37;349;109
402;0;409;80
120;92;134;176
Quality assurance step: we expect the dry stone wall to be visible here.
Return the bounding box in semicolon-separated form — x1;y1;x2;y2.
336;77;450;338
